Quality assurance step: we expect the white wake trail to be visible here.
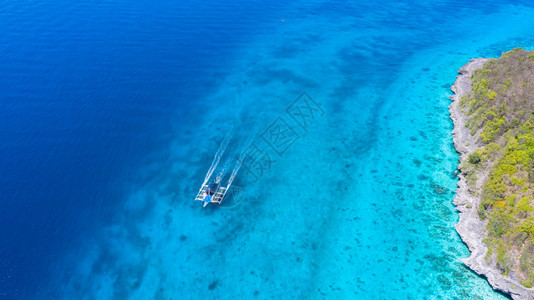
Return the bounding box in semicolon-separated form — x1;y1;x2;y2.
225;124;259;190
202;128;233;186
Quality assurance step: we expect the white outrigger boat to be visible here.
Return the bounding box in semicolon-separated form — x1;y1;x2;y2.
194;180;229;207
194;130;242;207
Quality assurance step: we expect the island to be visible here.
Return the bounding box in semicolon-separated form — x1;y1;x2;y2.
450;48;534;299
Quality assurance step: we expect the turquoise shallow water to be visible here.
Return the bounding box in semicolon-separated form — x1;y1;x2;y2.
14;1;534;299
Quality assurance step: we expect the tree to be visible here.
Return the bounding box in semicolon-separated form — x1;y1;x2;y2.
468;151;482;165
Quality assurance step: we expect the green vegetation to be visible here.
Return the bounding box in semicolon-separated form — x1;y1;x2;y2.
459;48;534;286
468;151;482;165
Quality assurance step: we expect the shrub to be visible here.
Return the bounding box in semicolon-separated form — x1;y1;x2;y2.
520;218;534;234
496;241;513;274
487;209;514;237
518;198;534;214
521;243;534;287
468;151;482;164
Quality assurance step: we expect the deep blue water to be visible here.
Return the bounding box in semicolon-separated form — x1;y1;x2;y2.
0;0;253;295
1;0;534;298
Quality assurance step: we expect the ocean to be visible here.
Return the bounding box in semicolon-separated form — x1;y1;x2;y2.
1;0;533;298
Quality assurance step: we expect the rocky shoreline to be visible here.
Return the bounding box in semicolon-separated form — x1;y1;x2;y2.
450;58;534;300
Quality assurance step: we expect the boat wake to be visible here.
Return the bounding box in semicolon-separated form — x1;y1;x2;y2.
202;129;233;187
